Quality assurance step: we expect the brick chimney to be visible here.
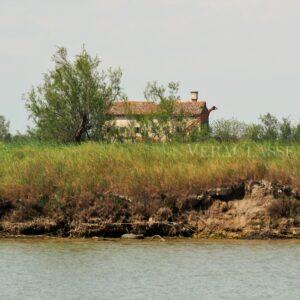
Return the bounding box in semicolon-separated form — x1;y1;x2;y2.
190;91;198;102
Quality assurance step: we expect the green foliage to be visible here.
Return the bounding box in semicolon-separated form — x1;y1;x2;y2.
144;81;179;120
188;125;211;142
10;130;39;144
294;124;300;142
279;117;293;142
25;46;125;143
0;115;11;141
244;124;264;141
211;118;247;142
144;81;180;104
136;81;182;141
101;111;300;144
259;113;279;140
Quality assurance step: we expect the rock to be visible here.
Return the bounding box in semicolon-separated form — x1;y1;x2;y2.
121;233;144;239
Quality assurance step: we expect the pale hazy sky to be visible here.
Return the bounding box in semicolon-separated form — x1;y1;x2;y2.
1;0;300;132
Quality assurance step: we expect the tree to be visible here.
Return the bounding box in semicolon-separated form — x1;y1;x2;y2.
143;81;181;141
144;81;179;117
0;115;10;141
144;81;180;102
25;47;125;142
259;113;279;140
279;117;293;142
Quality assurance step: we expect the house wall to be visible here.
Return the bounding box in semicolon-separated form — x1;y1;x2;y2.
113;116;204;128
114;116;138;127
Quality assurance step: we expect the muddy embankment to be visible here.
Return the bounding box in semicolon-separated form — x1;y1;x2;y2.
0;180;300;239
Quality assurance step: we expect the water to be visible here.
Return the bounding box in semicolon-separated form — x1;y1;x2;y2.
0;238;299;300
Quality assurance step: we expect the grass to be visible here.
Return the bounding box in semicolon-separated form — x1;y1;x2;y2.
0;141;299;206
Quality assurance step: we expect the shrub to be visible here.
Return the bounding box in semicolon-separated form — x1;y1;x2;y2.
211;118;247;141
244;124;264;141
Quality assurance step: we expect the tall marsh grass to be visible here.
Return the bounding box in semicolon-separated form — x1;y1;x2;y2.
0;141;299;206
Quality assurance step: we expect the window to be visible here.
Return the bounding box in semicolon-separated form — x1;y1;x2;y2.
135;127;140;134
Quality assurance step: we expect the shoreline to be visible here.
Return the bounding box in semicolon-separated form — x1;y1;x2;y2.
1;180;299;240
1;234;300;242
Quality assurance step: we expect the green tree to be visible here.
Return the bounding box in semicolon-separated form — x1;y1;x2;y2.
279;117;293;142
293;124;300;142
25;47;125;142
0;115;10;141
143;81;181;141
144;81;179;117
259;113;279;140
144;81;180;103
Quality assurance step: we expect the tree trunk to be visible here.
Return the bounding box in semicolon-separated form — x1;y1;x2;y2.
74;115;90;143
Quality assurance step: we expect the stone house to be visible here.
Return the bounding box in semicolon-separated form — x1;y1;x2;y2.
108;91;217;134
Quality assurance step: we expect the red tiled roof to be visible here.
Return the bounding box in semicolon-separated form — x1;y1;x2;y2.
109;100;207;116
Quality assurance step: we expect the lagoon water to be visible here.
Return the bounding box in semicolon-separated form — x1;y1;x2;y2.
0;238;299;300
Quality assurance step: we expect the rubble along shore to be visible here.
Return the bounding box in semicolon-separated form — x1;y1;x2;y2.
0;180;299;239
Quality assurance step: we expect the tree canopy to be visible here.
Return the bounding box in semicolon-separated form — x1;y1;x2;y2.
25;47;125;142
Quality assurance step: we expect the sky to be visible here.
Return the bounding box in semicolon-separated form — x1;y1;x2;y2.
1;0;300;133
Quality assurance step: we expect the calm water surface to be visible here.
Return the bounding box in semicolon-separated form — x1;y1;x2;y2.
0;238;299;300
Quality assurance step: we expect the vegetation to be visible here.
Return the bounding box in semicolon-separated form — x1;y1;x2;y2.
0;141;299;211
0;47;294;144
102;113;300;143
0;47;299;214
0;47;299;237
25;47;125;143
209;115;300;143
0;116;11;141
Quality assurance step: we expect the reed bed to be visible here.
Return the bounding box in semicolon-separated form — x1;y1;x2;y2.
0;141;299;206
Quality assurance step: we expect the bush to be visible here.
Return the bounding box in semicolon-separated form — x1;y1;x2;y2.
244;124;264;141
211;119;247;141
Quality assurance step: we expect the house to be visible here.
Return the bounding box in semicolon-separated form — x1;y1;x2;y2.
108;91;217;134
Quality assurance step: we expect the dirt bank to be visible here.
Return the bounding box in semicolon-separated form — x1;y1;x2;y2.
0;180;299;239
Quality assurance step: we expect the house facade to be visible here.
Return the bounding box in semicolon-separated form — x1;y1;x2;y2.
108;91;216;133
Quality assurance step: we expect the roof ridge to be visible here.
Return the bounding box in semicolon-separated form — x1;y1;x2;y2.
114;100;206;103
